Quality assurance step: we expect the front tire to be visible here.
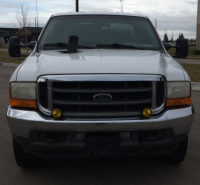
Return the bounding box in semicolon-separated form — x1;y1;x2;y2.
13;137;42;168
161;136;188;164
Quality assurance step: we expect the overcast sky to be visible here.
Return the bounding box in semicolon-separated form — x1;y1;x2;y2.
0;0;198;40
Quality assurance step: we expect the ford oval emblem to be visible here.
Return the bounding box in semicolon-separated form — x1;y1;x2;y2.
93;94;112;102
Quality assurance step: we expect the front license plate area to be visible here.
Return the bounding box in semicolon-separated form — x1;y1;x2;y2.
86;137;120;155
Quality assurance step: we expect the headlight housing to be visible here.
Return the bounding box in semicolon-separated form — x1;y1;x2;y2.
11;83;36;100
167;82;190;99
10;82;37;108
166;82;191;107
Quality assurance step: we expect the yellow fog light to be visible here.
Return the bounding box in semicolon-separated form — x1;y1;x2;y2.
142;108;152;118
52;109;62;118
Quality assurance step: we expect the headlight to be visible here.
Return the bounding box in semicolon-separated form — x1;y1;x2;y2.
166;82;191;107
10;82;37;108
167;82;190;99
11;83;36;100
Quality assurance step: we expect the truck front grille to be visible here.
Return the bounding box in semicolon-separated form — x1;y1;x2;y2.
52;81;152;117
38;75;166;118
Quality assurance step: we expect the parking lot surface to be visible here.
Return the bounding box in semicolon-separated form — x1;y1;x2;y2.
0;65;200;185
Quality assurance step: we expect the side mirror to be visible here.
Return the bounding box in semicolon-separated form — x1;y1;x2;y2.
163;42;172;51
174;38;188;58
28;41;37;50
8;36;37;58
163;38;188;59
8;36;21;57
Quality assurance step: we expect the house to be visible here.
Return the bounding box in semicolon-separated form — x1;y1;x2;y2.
0;28;19;44
0;27;43;44
0;30;6;44
188;42;196;47
15;27;43;43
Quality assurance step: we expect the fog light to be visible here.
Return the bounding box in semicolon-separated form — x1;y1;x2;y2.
75;133;86;141
52;109;62;118
142;108;152;118
120;132;130;140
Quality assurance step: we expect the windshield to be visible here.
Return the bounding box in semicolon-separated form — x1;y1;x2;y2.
39;15;162;50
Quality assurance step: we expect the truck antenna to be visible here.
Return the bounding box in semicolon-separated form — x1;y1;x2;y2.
35;0;39;52
120;0;124;12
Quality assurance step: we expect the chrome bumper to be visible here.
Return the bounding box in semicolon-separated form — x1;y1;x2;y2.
7;106;194;138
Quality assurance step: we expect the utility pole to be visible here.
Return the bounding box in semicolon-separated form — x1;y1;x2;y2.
155;19;157;31
197;0;200;50
76;0;79;12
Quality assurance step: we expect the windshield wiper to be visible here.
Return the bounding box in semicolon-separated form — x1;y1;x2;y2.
43;42;94;49
43;42;68;47
96;43;145;50
77;45;94;49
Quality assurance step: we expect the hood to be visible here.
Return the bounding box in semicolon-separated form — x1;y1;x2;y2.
15;49;186;81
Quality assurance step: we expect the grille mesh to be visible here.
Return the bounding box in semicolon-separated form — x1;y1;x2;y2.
38;80;165;118
52;81;152;117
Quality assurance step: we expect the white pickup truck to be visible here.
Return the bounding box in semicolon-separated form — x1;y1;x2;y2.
7;12;194;168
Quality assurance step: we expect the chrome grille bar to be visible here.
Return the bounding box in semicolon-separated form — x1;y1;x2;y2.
47;82;53;112
151;82;157;110
53;99;151;106
52;87;152;93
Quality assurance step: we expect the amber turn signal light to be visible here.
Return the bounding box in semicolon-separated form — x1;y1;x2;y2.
9;98;37;108
166;97;191;107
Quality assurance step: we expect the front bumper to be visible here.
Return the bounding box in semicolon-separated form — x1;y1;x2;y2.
7;106;194;137
7;106;194;156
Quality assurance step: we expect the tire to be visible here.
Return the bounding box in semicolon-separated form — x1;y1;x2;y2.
13;137;43;168
161;136;188;164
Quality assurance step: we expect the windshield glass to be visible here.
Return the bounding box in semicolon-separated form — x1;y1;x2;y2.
39;15;161;50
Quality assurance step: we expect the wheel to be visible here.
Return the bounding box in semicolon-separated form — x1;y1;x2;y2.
161;136;188;164
13;137;43;168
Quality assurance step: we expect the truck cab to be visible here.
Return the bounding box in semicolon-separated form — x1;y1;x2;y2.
7;13;194;168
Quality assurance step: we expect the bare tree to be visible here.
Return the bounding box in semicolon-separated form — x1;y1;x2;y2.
16;4;31;44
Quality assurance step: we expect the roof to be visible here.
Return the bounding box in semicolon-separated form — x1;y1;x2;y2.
0;27;19;31
52;12;147;18
0;27;43;34
26;27;43;34
0;28;19;35
15;27;43;35
16;27;32;35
